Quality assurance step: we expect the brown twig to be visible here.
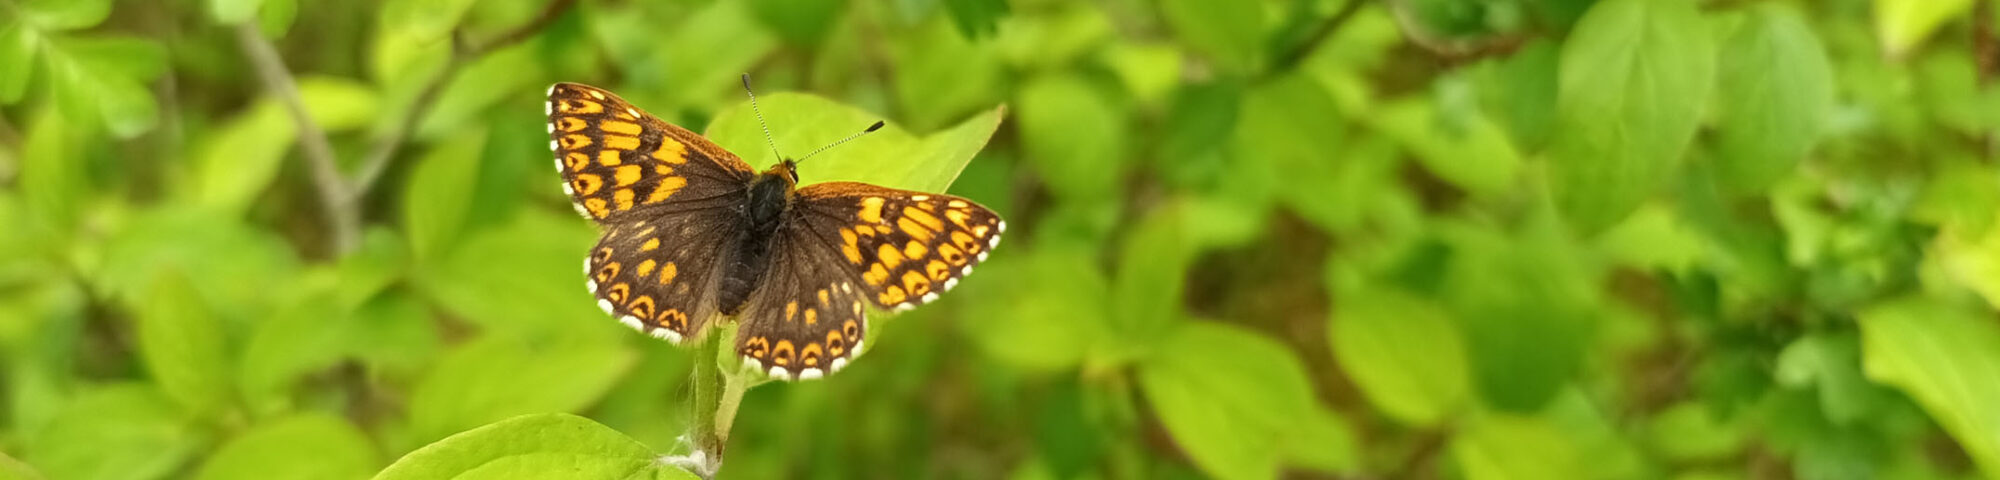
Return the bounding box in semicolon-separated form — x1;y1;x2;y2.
349;0;579;198
235;22;361;253
1975;0;1997;159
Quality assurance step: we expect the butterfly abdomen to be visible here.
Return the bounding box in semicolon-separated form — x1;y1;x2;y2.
717;172;796;315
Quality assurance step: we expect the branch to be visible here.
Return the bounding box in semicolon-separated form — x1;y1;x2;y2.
1977;0;1996;158
349;0;579;198
235;22;360;254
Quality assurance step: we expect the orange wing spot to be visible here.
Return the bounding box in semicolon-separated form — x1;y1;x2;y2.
559;99;603;114
917;202;938;212
938;243;967;266
659;309;689;330
902;271;932;297
926;260;951;281
597;150;622;167
614;188;636;211
584;198;610;218
817;289;830;305
744;336;770;358
613;165;643;187
874;225;893;235
879;286;908;305
785;301;798;322
952;231;982;254
564;152;591;171
659;262;678;285
898;218;937;243
593;247;613;263
840;228;863;264
826;330;847;356
973;225;991;237
596;262;622;283
851;301;862;315
653;164;674;175
606;282;630;304
877;243;907;270
618;108;638;120
641;238;661;251
773;340;795;367
858;197;886;224
604;135;640;151
559;134;592;149
636;259;657;278
804;308;818;325
863;263;889;286
555;117;587;132
572;174;604;195
801;343;823;367
629;295;656;319
645;176;688;204
600;120;642;136
653;138;689;164
945;209;972;229
843;320;860;339
903;241;928;260
948;200;968;208
903;207;944;231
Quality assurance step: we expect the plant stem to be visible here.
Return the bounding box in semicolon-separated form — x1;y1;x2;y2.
676;325;758;479
234;22;359;254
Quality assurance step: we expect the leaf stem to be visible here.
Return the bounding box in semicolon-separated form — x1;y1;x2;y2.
674;324;760;479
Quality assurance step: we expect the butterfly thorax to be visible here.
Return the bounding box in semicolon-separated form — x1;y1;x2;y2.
716;164;799;315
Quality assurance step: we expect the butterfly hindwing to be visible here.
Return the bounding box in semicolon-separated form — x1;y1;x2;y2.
799;183;1004;309
547;83;755;224
732;225;873;379
586;208;744;343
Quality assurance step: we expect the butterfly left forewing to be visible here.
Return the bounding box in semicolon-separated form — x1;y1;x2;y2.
546;83;755;224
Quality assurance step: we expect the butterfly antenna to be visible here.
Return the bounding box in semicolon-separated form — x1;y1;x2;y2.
741;73;784;161
796;121;885;164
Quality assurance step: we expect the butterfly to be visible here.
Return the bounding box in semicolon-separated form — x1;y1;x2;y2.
544;81;1003;381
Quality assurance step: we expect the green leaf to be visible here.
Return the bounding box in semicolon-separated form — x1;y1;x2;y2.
135;272;233;416
1546;0;1714;232
401;129;487;260
20;0;111;30
1774;332;1891;425
0;452;42;480
1859;298;2000;478
1016;73;1125;202
18;107;86;237
958;247;1107;372
207;0;265;24
21;385;200;480
1139;322;1320;480
195;413;377;480
0;22;37;103
1158;0;1264;73
1875;0;1972;56
1368;97;1521;197
370;0;478;81
404;335;636;447
1329;285;1470;426
378;413;695;480
943;0;1009;39
749;0;844;45
1451;414;1581;480
258;0;296;37
706;92;1004;193
44;36;166;137
1438;216;1599;412
1645;402;1747;463
889;17;1004;131
1110;205;1194;351
1711;4;1833;195
416;210;606;339
191;76;377;217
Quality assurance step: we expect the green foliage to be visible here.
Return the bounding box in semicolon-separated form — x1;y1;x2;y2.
3;0;2000;479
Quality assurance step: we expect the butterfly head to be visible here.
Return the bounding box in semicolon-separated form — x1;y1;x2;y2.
761;159;801;185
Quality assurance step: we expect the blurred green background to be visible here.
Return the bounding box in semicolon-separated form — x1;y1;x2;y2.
4;0;2000;478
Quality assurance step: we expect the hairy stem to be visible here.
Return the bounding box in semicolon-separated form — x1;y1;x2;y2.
677;325;759;479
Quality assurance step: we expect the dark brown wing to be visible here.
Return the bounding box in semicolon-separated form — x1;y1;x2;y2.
546;82;754;224
733;182;1005;380
548;82;754;342
584;210;744;343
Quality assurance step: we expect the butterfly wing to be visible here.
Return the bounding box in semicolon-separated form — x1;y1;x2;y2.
548;82;756;341
546;82;755;224
734;182;1005;379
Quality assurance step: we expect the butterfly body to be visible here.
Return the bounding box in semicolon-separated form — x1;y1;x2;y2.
545;82;1003;380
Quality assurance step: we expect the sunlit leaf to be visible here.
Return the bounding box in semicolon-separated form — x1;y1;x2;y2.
134;271;233;416
1158;0;1263;73
1712;4;1833;195
1451;413;1581;480
20;0;111;30
706;92;1004;193
1874;0;1972;56
194;414;377;480
208;0;266;25
1330;285;1470;426
403;335;637;447
1546;0;1714;232
402;129;488;260
378;413;696;480
1017;73;1125;202
20;385;200;480
1859;298;2000;478
1139;322;1320;480
0;22;37;103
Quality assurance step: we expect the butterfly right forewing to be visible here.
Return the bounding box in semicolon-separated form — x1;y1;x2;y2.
547;82;755;224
